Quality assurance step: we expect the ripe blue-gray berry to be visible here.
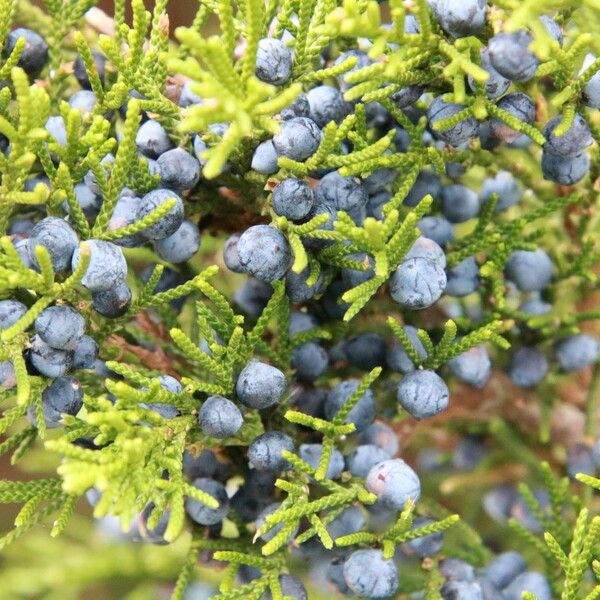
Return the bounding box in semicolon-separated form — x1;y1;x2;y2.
539;15;563;45
479;551;526;590
108;194;145;248
447;346;491;389
397;369;450;419
299;443;344;479
366;458;421;510
306;85;347;128
441;580;484;599
359;421;399;456
91;281;132;318
581;53;600;108
29;335;72;378
248;431;294;471
255;502;299;542
402;515;445;557
343;549;398;599
404;170;442;208
236;225;291;282
5;28;48;77
74;50;106;89
154;220;201;263
0;300;27;330
489;92;536;143
445;257;480;297
543;114;593;157
480;171;522;212
236;359;286;409
488;31;539;82
272;178;314;221
505;249;553;292
38;376;83;428
315;171;368;213
72;240;127;292
291;342;329;382
390;252;447;310
345;333;386;370
251;140;279;174
185;478;229;525
156;148;201;191
259;574;307;600
255;38;293;85
429;0;488;39
554;334;599;372
428;97;479;146
29;217;79;273
503;572;551;600
418;216;455;247
346;444;390;477
285;265;325;302
35;305;85;351
508;347;548;388
324;380;375;432
272;117;321;161
442;185;481;223
541;149;590;185
135;119;174;158
387;325;428;374
199;395;243;438
137;189;185;241
68;90;97;113
72;335;98;369
468;48;511;99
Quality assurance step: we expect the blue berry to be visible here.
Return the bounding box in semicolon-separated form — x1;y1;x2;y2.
185;478;229;525
259;575;307;600
237;225;291;282
5;28;48;77
442;185;481;223
343;549;398;599
480;171;522;212
290;386;326;418
366;458;421;510
288;311;318;336
285;265;326;302
505;249;553;291
341;252;375;288
335;50;372;91
299;443;344;479
0;361;16;389
363;167;396;195
92;281;132;318
154;220;201;263
554;333;599;372
418;216;454;247
35;306;85;351
272;178;314;221
108;194;145;248
183;449;219;480
137;189;185;241
566;443;595;478
140;401;179;419
74;50;106;89
135;119;174;158
45;115;67;147
68;90;97;113
539;15;563;45
479;552;526;590
157;374;182;394
448;346;491;389
291;342;329;382
503;572;551;600
429;0;487;38
445;257;479;297
519;298;552;316
255;38;293;85
29;217;78;273
84;153;114;196
390;253;447;310
324;380;375;432
488;31;539;82
0;300;27;329
73;239;127;292
199;395;243;439
273;117;321;161
452;436;487;470
402;515;445;558
64;182;101;220
72;335;98;369
248;431;294;471
38;376;83;428
327;506;366;541
543;114;593;157
428;97;479;146
315;171;368;213
156;148;201;191
223;234;245;273
345;333;386;370
236;359;286;409
306;85;347;128
508;347;548;388
489;92;536;143
593;440;600;470
468;48;511;99
179;81;202;107
581;53;600;108
404;171;442;208
233;278;273;317
280;93;310;120
29;335;72;378
251;140;279;174
359;421;398;456
440;558;476;582
397;369;450;419
346;444;390;477
541;150;590;185
255;502;299;542
441;580;484;599
387;325;428;374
